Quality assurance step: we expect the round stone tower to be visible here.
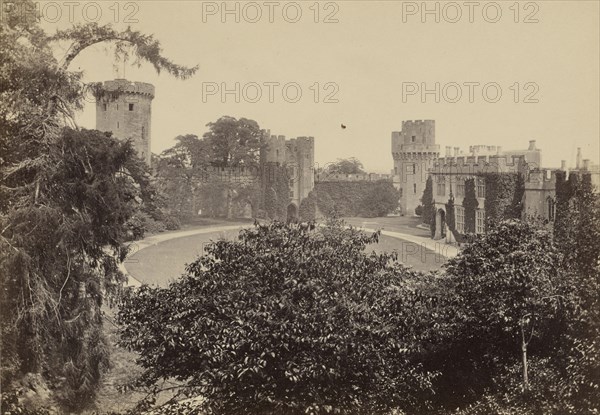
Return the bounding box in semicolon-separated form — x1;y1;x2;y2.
95;79;155;165
391;120;439;216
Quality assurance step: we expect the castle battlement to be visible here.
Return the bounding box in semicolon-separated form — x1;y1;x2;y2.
401;119;434;127
100;79;155;98
431;154;527;175
315;172;393;182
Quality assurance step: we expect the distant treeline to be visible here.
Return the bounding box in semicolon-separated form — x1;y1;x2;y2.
300;180;400;220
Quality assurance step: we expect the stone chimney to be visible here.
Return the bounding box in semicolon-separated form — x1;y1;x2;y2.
561;160;566;170
496;146;503;155
453;147;460;156
576;147;582;169
528;140;537;150
445;146;452;157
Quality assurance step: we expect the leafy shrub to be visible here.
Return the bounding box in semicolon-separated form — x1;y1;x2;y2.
117;221;436;414
162;215;181;231
415;205;423;216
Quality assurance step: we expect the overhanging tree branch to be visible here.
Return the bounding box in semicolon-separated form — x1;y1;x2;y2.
50;23;198;79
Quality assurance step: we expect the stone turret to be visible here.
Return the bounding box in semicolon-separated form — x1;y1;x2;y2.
95;79;155;165
263;133;315;214
391;120;440;215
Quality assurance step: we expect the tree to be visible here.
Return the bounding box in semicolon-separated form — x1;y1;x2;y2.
156;121;266;219
325;157;366;175
298;191;317;221
442;220;563;400
551;171;600;412
260;163;290;221
117;221;437;414
420;176;435;225
203;116;264;167
357;181;400;217
462;178;478;234
0;3;196;410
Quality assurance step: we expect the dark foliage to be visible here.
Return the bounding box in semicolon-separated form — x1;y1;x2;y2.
483;173;525;230
462;178;478;234
117;221;437;414
420;176;435;225
313;181;399;218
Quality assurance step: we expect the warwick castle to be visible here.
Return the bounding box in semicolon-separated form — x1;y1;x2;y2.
95;79;599;233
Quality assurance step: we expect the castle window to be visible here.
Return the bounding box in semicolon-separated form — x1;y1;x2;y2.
399;188;403;197
129;103;134;111
276;149;279;157
117;104;119;110
476;177;486;198
456;206;465;233
142;126;145;141
457;179;465;197
394;166;398;174
413;183;417;194
103;103;107;111
411;135;416;142
476;209;485;234
117;122;120;129
436;176;446;196
412;164;416;174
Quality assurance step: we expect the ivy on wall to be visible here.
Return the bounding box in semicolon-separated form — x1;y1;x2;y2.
483;173;525;230
312;181;399;218
445;196;466;244
463;178;478;234
554;170;598;273
554;170;573;249
260;162;290;220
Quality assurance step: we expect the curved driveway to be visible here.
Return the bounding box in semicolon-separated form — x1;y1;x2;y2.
123;218;457;288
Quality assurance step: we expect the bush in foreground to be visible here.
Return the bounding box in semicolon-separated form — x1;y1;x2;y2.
117;220;436;414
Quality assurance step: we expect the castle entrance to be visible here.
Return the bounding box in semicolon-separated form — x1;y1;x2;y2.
287;203;298;223
434;208;446;240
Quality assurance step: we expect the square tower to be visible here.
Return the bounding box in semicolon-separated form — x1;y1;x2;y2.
391;120;439;215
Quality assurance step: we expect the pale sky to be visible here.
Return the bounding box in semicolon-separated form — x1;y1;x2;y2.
43;0;599;173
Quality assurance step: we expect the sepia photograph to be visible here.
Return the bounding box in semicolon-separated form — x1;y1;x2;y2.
1;0;599;413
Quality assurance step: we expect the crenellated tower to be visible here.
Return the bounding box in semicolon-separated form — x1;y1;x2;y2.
95;79;155;165
263;133;315;216
391;120;440;215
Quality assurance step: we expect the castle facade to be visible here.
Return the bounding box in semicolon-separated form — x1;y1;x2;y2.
392;120;600;241
95;79;315;220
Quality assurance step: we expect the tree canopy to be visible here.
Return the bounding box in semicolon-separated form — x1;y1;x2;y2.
0;2;197;410
203;116;264;167
118;221;436;414
324;158;366;175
